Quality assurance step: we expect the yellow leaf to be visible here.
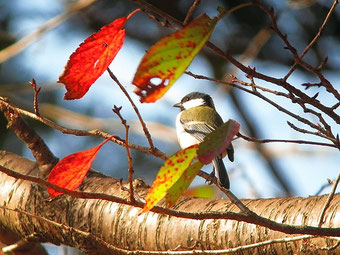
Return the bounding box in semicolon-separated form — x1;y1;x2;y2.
140;145;198;214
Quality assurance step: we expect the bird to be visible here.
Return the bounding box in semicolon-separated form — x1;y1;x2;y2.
173;91;234;189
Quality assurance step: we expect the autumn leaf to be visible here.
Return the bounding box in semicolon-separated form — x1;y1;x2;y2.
165;161;203;207
133;12;222;103
197;119;240;164
47;136;113;198
140;145;198;214
59;9;140;100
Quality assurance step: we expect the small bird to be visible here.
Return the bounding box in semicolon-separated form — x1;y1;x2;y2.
173;92;234;189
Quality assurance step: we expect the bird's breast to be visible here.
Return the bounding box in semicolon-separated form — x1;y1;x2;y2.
176;113;200;149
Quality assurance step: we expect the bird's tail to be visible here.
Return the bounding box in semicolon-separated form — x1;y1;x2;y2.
212;157;230;189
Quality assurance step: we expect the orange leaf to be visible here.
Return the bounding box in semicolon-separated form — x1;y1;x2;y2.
132;13;220;103
59;9;140;100
47;137;113;198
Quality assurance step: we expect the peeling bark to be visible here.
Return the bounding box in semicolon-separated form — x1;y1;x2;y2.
0;151;339;254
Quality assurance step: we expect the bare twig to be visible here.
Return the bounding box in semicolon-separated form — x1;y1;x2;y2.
29;79;41;116
317;172;340;227
112;105;135;203
230;74;290;98
284;0;339;81
133;0;340;126
222;49;340;125
133;0;340;133
298;103;334;138
107;68;155;151
238;133;338;149
314;179;332;196
183;0;200;26
0;0;97;64
186;71;338;146
331;102;340;110
253;0;340;101
220;187;252;215
286;122;335;143
225;3;253;15
0;97;167;161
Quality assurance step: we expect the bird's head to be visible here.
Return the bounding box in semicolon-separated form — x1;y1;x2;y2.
173;92;215;111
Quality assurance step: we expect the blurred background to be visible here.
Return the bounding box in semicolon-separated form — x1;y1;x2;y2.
0;0;339;252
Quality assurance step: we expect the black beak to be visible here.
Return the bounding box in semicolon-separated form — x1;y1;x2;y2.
173;102;182;108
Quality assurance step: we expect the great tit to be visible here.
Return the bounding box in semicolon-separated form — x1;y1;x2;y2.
173;92;234;189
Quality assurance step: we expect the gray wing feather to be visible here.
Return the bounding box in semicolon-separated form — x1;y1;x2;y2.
182;121;235;162
182;122;215;142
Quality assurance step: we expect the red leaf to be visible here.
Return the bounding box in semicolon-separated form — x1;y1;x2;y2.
47;137;113;198
59;9;140;100
197;120;240;164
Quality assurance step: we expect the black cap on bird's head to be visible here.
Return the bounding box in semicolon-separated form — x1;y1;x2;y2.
173;92;215;110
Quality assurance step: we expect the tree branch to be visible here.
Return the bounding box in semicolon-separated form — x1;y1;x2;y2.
0;152;339;238
0;97;58;177
0;97;168;161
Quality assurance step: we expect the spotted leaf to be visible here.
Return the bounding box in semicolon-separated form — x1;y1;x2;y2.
197;119;240;164
165;161;204;207
140;145;198;214
133;13;220;103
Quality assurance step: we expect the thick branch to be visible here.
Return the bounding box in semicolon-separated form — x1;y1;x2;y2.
0;151;339;254
0;97;58;176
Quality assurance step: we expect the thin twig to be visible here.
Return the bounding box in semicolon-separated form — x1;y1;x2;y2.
186;71;338;146
317;172;340;227
183;0;200;25
238;132;338;149
286;122;335;143
284;0;339;80
0;0;97;64
253;0;340;101
220;187;252;215
107;68;155;151
230;74;289;97
133;0;340;126
112;105;135;203
0;97;167;160
227;3;253;15
314;179;332;196
29;79;41;116
298;104;334;138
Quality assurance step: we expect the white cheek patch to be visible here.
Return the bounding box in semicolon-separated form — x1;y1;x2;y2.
182;98;205;109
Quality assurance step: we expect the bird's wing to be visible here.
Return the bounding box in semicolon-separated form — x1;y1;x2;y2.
180;106;234;162
180;106;221;142
181;121;215;142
